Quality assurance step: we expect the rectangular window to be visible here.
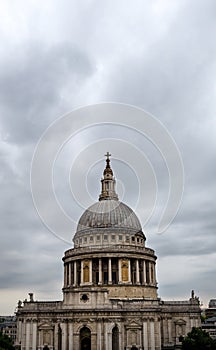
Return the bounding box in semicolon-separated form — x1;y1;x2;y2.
97;235;100;241
104;235;108;240
112;235;115;240
90;236;93;241
119;235;122;240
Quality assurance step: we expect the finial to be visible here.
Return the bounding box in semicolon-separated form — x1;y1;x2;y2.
99;153;118;201
105;151;111;159
105;152;111;169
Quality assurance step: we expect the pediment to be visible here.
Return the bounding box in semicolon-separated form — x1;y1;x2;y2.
38;322;54;330
175;319;186;325
126;319;142;329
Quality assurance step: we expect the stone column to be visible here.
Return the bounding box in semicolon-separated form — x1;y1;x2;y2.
108;258;112;284
64;264;67;287
71;262;74;285
118;259;122;283
38;330;42;348
143;260;146;284
98;258;102;284
151;262;154;284
158;319;161;350
81;260;84;284
73;333;79;350
17;319;22;343
118;323;122;349
154;318;161;350
150;320;155;350
54;324;59;350
163;318;168;344
32;321;37;350
136;259;140;284
104;323;109;350
89;259;93;284
67;264;69;285
73;261;77;286
104;323;112;350
143;320;148;350
21;320;25;346
128;259;131;283
168;318;172;343
149;262;152;284
68;323;73;350
152;263;155;284
67;264;70;285
154;263;157;284
25;322;30;350
61;322;67;350
97;322;102;350
68;263;71;285
108;331;112;350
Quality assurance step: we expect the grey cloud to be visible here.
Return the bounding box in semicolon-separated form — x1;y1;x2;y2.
0;42;95;144
0;0;216;312
103;0;216;122
158;268;216;304
0;228;66;289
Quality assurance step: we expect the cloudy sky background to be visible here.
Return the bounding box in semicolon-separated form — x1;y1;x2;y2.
0;0;216;314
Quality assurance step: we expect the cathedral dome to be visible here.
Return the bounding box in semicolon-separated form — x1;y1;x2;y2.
76;199;142;233
73;153;145;248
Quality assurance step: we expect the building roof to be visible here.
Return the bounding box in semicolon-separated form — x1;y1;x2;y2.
77;199;142;233
75;154;143;236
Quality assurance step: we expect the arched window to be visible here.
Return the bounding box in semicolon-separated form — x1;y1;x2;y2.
80;326;91;350
112;326;119;350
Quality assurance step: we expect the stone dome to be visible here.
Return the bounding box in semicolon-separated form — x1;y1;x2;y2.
74;153;146;248
76;199;142;233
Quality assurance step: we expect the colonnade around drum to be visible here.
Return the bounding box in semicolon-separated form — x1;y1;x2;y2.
64;256;157;287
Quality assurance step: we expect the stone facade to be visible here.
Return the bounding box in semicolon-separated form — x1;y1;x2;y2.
16;155;201;350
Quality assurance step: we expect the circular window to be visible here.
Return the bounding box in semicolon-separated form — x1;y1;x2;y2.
80;294;89;302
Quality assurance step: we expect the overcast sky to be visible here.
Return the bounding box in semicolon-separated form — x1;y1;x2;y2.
0;0;216;315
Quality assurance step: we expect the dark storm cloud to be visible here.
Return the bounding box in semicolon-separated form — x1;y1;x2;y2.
158;265;216;304
0;223;66;290
0;0;216;312
105;0;216;106
99;2;216;294
0;42;95;143
0;38;94;302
